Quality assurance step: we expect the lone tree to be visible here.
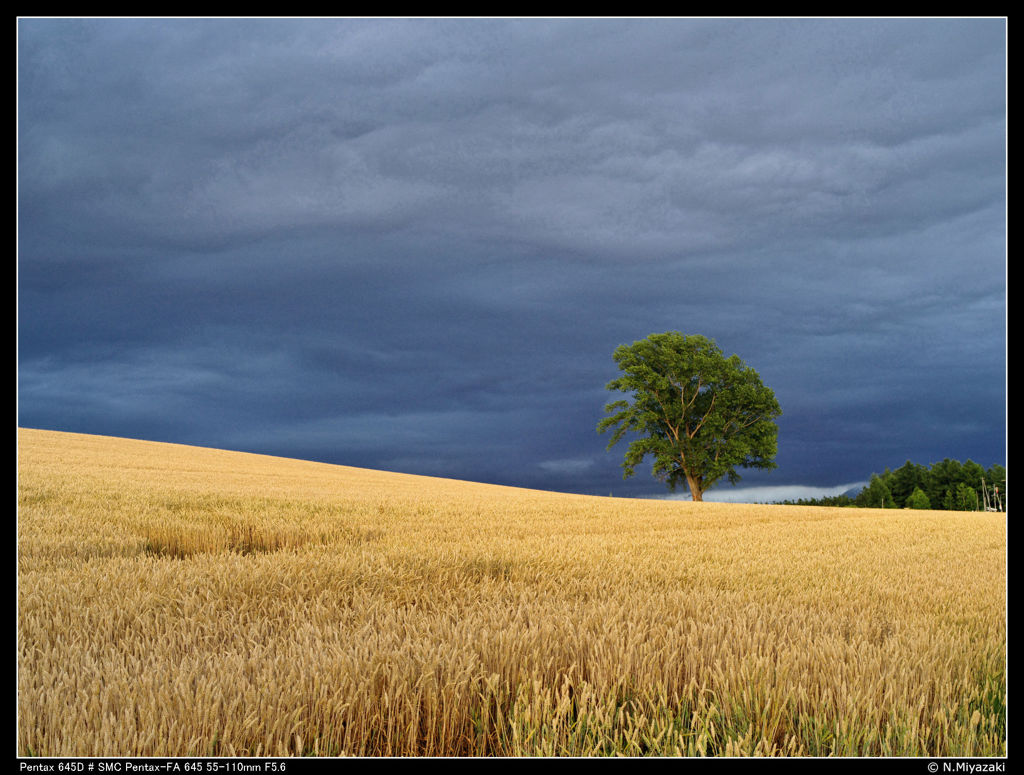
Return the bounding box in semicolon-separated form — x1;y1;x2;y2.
597;332;781;501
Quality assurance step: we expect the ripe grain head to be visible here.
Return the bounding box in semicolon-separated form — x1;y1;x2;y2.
18;428;1006;757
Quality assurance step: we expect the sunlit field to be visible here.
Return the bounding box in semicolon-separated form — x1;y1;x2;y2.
17;428;1006;757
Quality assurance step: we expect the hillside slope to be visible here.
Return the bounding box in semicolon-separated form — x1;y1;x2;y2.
17;428;1006;757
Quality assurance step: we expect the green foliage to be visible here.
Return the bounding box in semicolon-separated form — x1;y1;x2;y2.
856;474;896;509
944;482;979;511
905;487;932;510
597;332;781;501
927;458;964;507
774;495;856;507
841;459;1003;512
986;464;1006;509
888;461;930;506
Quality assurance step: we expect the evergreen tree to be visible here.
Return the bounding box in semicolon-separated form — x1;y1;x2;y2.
944;482;978;511
856;474;896;508
889;460;929;506
905;487;931;510
927;458;964;508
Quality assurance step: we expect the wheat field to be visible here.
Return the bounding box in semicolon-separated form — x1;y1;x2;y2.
17;427;1006;757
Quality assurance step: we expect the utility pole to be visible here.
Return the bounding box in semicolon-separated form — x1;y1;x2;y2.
981;478;1004;512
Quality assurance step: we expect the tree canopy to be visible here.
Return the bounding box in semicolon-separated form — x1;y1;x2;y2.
905;487;932;510
858;473;897;509
846;458;1005;511
597;332;782;501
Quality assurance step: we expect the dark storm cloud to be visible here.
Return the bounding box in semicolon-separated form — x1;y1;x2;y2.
18;18;1005;499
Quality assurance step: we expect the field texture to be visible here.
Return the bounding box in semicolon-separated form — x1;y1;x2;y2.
17;428;1006;757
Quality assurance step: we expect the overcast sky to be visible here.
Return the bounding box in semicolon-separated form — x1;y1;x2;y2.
17;18;1006;501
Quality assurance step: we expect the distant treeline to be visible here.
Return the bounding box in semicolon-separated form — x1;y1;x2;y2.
775;459;1007;511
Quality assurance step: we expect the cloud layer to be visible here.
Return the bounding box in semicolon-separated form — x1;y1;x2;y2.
18;19;1006;498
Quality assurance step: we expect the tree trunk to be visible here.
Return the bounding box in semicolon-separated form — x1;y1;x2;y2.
685;471;704;502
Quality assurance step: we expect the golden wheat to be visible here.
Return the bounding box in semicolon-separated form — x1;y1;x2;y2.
17;428;1006;757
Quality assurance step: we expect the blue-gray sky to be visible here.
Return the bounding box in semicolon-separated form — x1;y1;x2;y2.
17;18;1006;501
